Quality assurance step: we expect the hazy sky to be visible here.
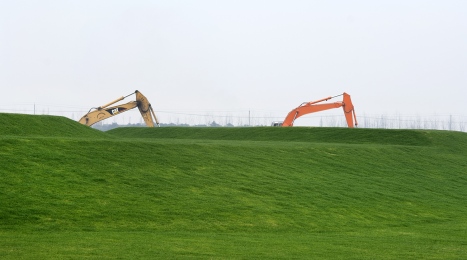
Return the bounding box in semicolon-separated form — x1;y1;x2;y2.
1;1;466;126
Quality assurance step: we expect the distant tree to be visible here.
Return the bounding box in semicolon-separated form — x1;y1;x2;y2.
210;121;221;127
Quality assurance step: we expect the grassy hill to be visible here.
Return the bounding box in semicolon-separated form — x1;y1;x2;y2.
0;113;108;138
1;113;467;259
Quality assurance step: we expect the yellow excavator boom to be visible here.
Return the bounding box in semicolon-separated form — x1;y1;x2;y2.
79;90;160;127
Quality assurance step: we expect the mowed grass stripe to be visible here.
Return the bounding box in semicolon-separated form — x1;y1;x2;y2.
107;126;433;146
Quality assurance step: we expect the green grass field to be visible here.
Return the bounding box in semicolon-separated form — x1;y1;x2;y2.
1;113;467;259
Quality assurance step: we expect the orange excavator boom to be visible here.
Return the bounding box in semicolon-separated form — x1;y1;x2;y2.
281;92;357;127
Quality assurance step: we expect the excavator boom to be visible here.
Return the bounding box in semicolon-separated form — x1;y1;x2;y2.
281;92;357;127
79;90;160;127
135;90;159;127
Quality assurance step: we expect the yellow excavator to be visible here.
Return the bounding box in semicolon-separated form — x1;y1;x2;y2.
79;90;160;127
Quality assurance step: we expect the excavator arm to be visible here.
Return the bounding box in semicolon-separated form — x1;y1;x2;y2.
79;90;160;127
282;92;357;127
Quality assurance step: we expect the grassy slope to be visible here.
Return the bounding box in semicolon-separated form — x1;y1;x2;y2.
0;113;108;138
107;126;434;145
1;114;467;259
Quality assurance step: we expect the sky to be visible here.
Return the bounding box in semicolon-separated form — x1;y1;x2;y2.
1;0;466;128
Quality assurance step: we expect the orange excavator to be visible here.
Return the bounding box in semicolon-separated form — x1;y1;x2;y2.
79;90;160;127
281;92;357;127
